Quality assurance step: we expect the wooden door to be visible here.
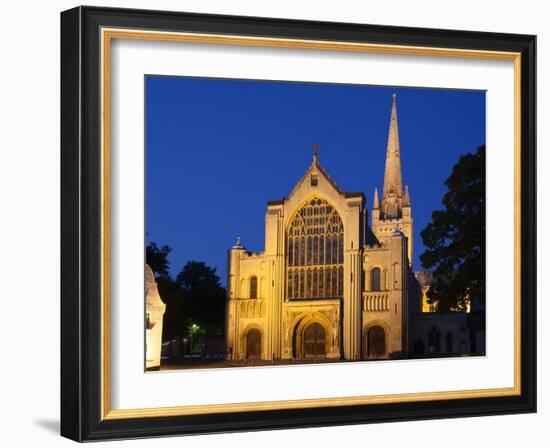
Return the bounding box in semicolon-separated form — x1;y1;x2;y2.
303;322;326;358
246;329;261;359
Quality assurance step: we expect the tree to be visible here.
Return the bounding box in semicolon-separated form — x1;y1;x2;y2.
420;145;485;312
146;242;172;277
145;242;226;340
156;276;187;341
176;261;226;336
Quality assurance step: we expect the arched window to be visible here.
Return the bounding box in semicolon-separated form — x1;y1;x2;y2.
429;327;441;352
287;198;344;299
249;276;258;299
446;332;454;352
371;267;381;291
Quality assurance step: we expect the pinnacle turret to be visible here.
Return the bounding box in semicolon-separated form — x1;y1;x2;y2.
373;188;379;209
403;185;410;207
232;236;245;250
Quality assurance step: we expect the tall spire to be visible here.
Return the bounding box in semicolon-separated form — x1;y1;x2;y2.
373;187;379;209
381;93;404;219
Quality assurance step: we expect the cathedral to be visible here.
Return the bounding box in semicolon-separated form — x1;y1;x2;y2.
225;94;481;362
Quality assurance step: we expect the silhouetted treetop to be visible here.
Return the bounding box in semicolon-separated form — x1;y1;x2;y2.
420;145;485;312
146;242;172;277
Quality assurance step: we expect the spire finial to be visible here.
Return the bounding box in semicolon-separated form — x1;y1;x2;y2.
312;143;320;163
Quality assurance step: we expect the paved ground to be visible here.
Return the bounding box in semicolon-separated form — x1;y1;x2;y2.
160;357;343;371
159;353;481;371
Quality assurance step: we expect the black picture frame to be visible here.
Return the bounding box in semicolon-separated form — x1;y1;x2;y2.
61;5;536;442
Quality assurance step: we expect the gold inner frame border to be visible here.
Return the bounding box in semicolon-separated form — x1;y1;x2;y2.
99;27;522;420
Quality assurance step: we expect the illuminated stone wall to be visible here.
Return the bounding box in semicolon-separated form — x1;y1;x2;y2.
145;264;166;370
226;154;411;361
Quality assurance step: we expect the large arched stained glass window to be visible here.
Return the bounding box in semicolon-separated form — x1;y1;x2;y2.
287;197;344;299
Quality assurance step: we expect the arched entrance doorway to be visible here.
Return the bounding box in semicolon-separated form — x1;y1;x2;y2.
245;328;261;359
367;326;386;359
303;322;326;358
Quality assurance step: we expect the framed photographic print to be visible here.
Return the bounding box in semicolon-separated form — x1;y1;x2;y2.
60;6;536;442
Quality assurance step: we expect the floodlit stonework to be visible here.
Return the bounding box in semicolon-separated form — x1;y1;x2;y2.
145;264;166;370
226;94;416;361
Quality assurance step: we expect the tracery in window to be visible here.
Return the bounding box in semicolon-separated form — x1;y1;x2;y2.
287;197;344;299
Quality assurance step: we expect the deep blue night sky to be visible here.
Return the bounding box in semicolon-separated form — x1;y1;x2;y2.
145;76;485;285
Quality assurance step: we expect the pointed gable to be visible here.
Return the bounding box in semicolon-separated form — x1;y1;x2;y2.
270;147;363;229
287;155;344;201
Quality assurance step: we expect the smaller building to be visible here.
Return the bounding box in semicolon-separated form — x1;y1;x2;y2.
409;311;471;357
145;264;166;370
408;270;478;357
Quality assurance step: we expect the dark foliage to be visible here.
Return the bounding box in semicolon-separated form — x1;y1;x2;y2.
146;242;172;277
420;146;485;312
145;242;226;340
176;261;226;336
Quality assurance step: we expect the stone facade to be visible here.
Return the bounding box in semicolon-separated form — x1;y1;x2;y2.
226;94;415;361
145;264;166;370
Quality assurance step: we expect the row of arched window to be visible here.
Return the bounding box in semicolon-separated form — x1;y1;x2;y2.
251;268;384;299
248;268;383;300
413;329;456;354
